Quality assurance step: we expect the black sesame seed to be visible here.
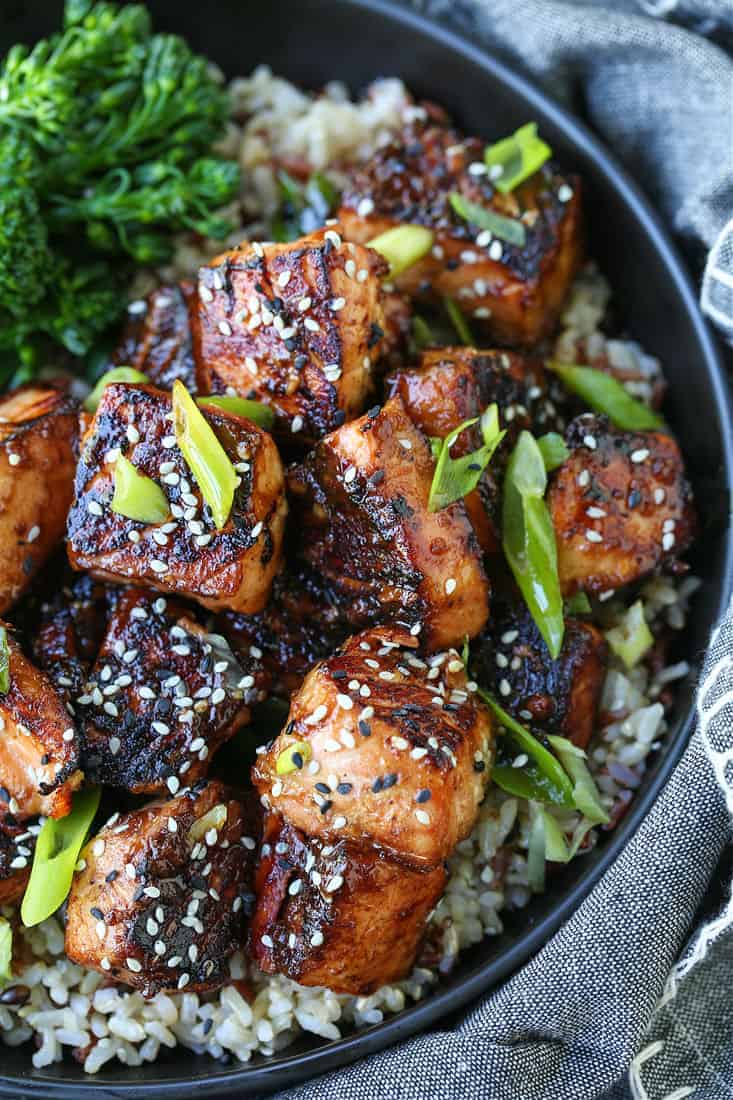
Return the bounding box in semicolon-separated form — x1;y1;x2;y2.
294;354;309;370
368;469;385;485
203;1018;214;1035
333;410;346;427
277;857;292;870
473;760;486;773
336;782;353;795
358;721;372;737
315;782;331;795
415;789;432;803
367;405;381;419
291;751;304;769
371;777;383;793
133;886;145;902
382;773;398;789
90;906;104;920
319;799;333;814
628;489;642;509
331;670;347;680
40;754;49;766
368;323;384;348
105;870;118;883
446;259;459;271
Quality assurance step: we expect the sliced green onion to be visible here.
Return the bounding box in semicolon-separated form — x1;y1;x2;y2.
502;431;564;658
461;635;470;668
484;122;552;194
172;380;238;531
443;297;474;345
84;367;149;413
411;315;435;352
428;404;505;512
547;362;664;431
0;918;11;986
305;172;338;218
536;431;570;472
546;736;610;824
480;690;575;808
449;192;526;247
276;741;312;775
565;592;592;616
111;455;169;524
188;803;228;843
367;225;434;279
605;599;653;669
527;804;597;891
0;626;9;695
196;395;275;431
527;805;547;892
21;787;101;928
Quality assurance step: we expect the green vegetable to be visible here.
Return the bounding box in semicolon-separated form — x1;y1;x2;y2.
111;455;169;524
502;431;564;659
0;1;240;369
271;169;338;241
484;122;552;194
84;366;149;413
605;599;654;669
428;404;505;512
0;919;11;986
548;362;664;431
196;395;275;431
367;225;434;278
565;592;592;616
172;380;238;530
546;736;609;824
0;626;9;695
449;192;526;247
411;315;435;353
443;297;474;346
276;741;312;775
527;803;597;891
480;691;575;808
536;431;569;472
21;786;101;927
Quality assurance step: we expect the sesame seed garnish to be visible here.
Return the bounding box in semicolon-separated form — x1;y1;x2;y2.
445;577;457;595
291;415;304;433
558;183;574;202
585;529;603;543
583;435;597;450
88;500;103;517
126;425;140;445
631;448;650;464
415;809;430;825
654;488;666;504
150;560;168;574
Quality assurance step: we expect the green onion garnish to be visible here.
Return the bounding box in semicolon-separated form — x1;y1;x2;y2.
411;315;435;353
0;919;11;986
196;395;275;431
502;431;564;659
527;804;596;892
565;592;592;616
449;192;526;247
111;455;170;524
536;431;570;472
276;741;311;775
479;691;575;808
546;736;610;824
428;404;505;512
172;380;238;531
443;297;474;345
484;122;552;194
367;225;434;278
547;362;664;431
0;626;9;695
21;787;101;928
604;599;654;669
83;367;149;413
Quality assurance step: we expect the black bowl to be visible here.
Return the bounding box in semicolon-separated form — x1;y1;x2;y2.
1;1;732;1096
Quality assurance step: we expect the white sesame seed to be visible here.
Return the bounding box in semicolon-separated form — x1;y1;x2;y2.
583;435;597;450
586;506;607;519
585;529;603;543
87;500;103;517
356;197;375;217
27;525;40;543
499;678;511;697
277;270;291;288
126;425;140;445
150;560;168;573
310;931;324;947
330;297;346;311
167;776;180;795
445;577;457;595
218;320;232;337
654;488;666;504
662;532;676;551
578;470;591;487
558;183;574;202
7;454;20;467
631;448;650;463
415;809;430;825
488;240;503;262
291;415;304;433
250;521;263;538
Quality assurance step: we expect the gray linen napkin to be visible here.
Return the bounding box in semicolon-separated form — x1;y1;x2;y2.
278;2;733;1096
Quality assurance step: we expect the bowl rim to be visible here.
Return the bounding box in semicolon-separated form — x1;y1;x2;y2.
2;0;733;1095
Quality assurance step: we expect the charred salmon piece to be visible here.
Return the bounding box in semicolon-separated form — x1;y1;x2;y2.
66;383;287;614
109;283;198;393
387;346;566;553
0;630;82;821
250;814;445;995
218;565;349;698
339;123;582;345
288;393;490;651
0;386;78;616
472;588;607;750
0;812;39;905
65;780;259;996
253;625;493;868
32;571;111;701
77;588;265;795
548;414;696;597
191;227;404;445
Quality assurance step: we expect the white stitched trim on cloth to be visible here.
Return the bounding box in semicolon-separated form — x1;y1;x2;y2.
702;216;733;342
630;1039;696;1100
